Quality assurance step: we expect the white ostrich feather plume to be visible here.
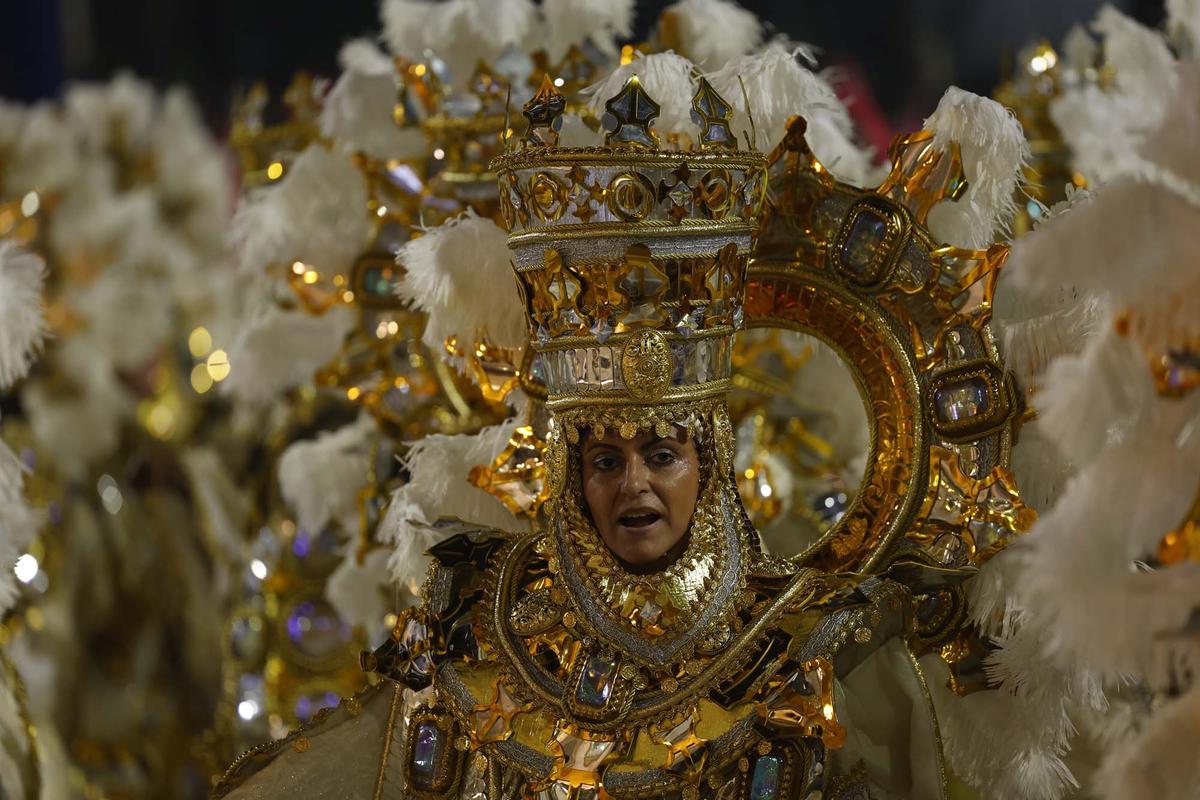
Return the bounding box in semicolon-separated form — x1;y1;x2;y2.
0;443;38;616
996;284;1106;390
21;338;132;479
73;271;174;371
1014;396;1200;686
557;113;598;147
1051;84;1143;185
541;0;634;60
222;306;356;404
1167;0;1200;57
1061;24;1099;72
710;40;874;184
0;103;79;196
384;0;536;82
48;176;152;279
340;37;395;77
585;52;699;141
923;637;1100;800
1016;69;1200;360
149;89;234;252
232;145;372;277
326;548;393;638
278;414;376;535
381;0;439;62
924;87;1030;248
930;540;1109;800
1095;683;1200;800
396;210;527;360
1052;7;1176;184
0;242;47;389
322;40;427;161
658;0;763;69
378;418;530;592
1034;326;1158;466
62;72;156;156
1094;5;1177;102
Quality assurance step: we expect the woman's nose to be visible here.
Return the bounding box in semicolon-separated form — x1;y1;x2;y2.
620;456;651;495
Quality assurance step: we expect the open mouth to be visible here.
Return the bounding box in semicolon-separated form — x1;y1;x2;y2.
618;511;662;529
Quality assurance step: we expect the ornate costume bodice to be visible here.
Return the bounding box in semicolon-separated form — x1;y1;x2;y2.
354;520;912;800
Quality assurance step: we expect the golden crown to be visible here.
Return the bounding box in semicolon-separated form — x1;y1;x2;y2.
492;73;767;412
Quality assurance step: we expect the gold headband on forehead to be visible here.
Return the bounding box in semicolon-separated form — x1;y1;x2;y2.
491;74;768;421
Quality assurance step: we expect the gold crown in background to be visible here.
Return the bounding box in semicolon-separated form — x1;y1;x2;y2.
492;74;767;411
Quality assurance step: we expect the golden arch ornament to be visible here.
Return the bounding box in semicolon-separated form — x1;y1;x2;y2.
743;117;1033;577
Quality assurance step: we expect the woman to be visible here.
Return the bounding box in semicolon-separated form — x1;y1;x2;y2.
214;76;959;800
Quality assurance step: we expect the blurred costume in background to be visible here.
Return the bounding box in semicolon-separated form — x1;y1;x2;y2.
0;75;245;799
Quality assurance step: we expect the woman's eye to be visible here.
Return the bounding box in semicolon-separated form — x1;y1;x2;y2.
592;456;619;471
648;450;677;466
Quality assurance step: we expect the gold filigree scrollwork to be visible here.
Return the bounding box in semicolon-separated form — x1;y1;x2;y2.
621;330;674;403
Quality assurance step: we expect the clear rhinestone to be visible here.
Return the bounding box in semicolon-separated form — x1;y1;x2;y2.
841;209;890;278
668;181;692;209
637;599;663;626
934;377;990;422
675;310;700;337
590;318;613;343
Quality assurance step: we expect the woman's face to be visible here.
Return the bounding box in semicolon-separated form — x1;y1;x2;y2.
580;427;701;570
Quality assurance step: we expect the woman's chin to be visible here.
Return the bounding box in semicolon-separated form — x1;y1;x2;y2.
608;525;676;567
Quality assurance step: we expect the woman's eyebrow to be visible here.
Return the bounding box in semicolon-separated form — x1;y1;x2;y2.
639;437;680;452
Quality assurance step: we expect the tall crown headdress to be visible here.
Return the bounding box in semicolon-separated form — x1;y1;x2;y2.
492;73;767;449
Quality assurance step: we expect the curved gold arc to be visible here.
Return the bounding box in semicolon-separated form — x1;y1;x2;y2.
743;267;927;573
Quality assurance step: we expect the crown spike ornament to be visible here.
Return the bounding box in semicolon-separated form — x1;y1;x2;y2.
602;74;662;148
523;74;567;147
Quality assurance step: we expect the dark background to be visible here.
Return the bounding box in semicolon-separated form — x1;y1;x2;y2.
0;0;1167;138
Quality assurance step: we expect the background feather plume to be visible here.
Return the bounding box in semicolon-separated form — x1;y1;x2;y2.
710;41;875;184
924;86;1030;248
657;0;763;69
377;419;530;592
396;210;527;360
541;0;634;60
232;145;371;278
321;40;427;161
0;243;47;389
223;307;356;405
278;414;376;535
